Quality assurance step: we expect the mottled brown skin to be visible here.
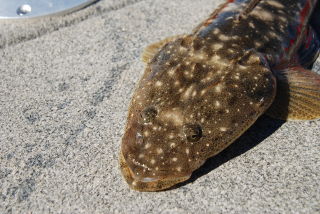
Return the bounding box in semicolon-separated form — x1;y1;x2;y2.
120;0;318;191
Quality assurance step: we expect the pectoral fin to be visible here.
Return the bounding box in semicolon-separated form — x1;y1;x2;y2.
142;35;184;64
266;66;320;120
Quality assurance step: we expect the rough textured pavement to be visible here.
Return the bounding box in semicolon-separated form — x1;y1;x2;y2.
0;0;319;213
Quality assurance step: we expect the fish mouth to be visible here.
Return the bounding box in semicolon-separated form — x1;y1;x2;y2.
119;151;190;192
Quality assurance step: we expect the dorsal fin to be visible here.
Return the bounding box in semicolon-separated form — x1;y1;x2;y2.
266;66;320;120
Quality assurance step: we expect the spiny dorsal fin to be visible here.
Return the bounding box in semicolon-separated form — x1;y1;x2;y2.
266;66;320;120
141;35;183;64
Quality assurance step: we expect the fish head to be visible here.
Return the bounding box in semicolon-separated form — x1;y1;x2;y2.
120;37;276;191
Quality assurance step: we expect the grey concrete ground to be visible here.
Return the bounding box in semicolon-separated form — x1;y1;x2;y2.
0;0;319;213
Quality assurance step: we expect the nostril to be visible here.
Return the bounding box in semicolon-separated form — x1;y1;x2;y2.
136;132;144;144
183;123;202;142
141;106;158;123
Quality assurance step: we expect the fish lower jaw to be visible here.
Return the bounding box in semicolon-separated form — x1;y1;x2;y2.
119;151;190;192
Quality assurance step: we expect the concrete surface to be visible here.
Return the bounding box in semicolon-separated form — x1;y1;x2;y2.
0;0;319;213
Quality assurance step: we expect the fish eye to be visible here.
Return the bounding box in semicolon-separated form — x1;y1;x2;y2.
183;124;202;142
141;106;157;123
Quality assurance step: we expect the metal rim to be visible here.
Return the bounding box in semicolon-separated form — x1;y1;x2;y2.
0;0;100;20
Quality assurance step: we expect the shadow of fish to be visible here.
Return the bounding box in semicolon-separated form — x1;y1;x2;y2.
120;0;320;191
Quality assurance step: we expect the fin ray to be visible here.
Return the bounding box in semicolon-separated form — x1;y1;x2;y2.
266;66;320;120
290;98;320;115
289;99;319;119
290;89;320;102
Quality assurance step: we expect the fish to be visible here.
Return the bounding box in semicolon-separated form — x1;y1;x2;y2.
119;0;320;191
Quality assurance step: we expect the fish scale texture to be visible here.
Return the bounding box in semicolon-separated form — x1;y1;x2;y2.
0;0;319;213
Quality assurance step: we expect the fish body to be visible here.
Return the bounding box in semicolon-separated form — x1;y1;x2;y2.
120;0;320;191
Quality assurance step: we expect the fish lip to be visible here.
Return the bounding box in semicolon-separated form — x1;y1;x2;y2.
119;151;191;192
120;116;191;191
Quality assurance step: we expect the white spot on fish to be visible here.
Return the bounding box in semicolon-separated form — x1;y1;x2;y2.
251;10;274;21
215;100;221;107
215;85;222;93
267;0;285;9
201;89;207;96
139;154;144;159
212;43;223;50
155;81;163;87
168;133;175;139
254;41;262;47
182;84;196;101
213;28;220;34
219;34;229;41
157;148;163;154
168;69;175;76
162;109;183;126
211;54;221;62
220;127;227;132
249;22;255;28
170;143;176;148
144;131;150;137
